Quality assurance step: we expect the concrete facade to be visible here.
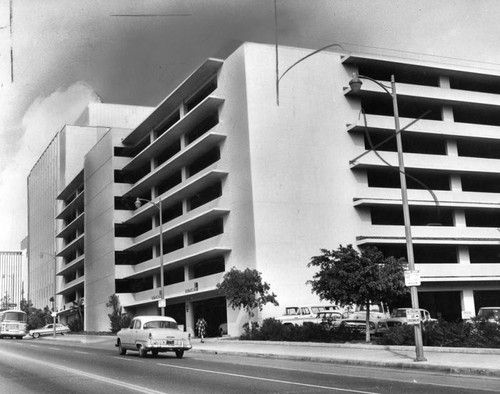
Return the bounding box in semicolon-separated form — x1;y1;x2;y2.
47;42;500;334
0;251;25;308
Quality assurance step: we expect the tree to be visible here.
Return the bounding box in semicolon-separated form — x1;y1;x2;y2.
20;298;51;330
216;267;279;326
307;245;407;342
106;294;133;333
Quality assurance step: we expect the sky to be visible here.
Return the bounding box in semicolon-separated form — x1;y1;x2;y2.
2;0;500;250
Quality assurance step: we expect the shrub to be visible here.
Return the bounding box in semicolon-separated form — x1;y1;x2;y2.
380;320;500;348
240;318;361;343
67;318;84;332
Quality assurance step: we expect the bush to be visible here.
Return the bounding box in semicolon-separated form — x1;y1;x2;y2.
240;318;500;347
379;320;500;348
240;318;361;343
67;318;84;332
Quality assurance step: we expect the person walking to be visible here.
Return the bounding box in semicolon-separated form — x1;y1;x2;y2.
196;317;207;343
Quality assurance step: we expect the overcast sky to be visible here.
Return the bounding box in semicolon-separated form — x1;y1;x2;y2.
1;0;500;250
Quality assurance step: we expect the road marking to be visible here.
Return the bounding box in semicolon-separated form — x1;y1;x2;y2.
2;349;168;394
28;344;39;347
113;357;144;363
74;351;92;355
48;347;60;351
156;363;379;393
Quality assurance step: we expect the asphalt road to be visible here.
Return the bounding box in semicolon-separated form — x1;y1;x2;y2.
0;338;499;393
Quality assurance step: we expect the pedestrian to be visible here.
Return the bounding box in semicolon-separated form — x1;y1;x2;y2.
196;317;207;343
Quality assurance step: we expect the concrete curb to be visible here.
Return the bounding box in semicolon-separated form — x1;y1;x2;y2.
190;347;500;377
224;339;500;354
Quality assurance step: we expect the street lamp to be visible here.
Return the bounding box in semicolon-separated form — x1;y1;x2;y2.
39;252;58;339
349;73;426;362
135;197;165;316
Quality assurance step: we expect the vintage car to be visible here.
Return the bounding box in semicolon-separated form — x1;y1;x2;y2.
476;307;500;324
116;316;192;358
340;303;390;335
277;304;346;326
383;308;437;328
29;323;71;338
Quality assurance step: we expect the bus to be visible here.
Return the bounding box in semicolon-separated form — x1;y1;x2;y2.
0;309;27;339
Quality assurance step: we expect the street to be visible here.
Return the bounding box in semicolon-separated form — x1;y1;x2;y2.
0;338;499;393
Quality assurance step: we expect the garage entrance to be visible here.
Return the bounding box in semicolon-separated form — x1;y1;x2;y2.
193;297;227;337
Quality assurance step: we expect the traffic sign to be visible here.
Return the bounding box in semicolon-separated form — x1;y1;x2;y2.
404;270;421;287
406;308;421;325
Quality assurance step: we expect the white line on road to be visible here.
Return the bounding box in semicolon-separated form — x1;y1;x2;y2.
113;357;145;363
74;351;92;355
156;363;380;394
48;347;60;351
3;349;168;394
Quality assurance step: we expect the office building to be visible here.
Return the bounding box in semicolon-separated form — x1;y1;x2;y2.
34;42;500;334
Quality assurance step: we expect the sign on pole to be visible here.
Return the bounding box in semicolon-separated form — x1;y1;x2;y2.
406;308;421;325
158;299;166;308
404;270;421;287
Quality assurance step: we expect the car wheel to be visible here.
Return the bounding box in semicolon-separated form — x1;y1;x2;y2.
151;349;159;357
33;332;40;339
117;340;127;355
138;346;147;358
175;350;184;359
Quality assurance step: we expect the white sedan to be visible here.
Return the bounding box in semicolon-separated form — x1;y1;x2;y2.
116;316;192;358
29;323;71;338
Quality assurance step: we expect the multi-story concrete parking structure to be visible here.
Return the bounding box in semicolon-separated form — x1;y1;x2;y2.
45;42;500;334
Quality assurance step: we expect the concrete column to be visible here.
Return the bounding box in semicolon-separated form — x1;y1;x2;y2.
185;301;194;336
461;288;476;318
457;245;471;265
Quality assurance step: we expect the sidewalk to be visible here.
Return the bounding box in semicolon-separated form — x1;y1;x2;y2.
40;334;500;377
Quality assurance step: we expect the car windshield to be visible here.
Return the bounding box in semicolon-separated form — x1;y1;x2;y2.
143;320;178;329
395;309;408;317
478;309;500;320
3;312;27;322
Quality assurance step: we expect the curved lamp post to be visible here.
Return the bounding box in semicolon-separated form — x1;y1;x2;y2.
135;197;165;316
349;73;426;362
39;252;57;338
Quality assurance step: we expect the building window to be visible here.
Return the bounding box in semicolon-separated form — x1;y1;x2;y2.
187;147;220;177
357;63;439;88
370;206;453;226
155;111;180;140
469;246;500;264
165;266;184;285
184;77;217;113
189;218;223;245
192;256;225;279
366;168;450;190
457;138;500;159
187;182;222;211
374;244;458;264
363;131;446;155
157;171;182;195
186;114;219;144
461;173;500;193
156;140;181;167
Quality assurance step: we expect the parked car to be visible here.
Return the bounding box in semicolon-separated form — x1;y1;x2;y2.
476;307;500;324
383;308;437;328
116;316;192;358
29;323;70;338
316;311;344;329
277;304;346;326
340;303;390;335
340;318;388;335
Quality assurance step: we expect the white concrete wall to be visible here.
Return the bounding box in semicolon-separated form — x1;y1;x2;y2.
242;43;362;319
